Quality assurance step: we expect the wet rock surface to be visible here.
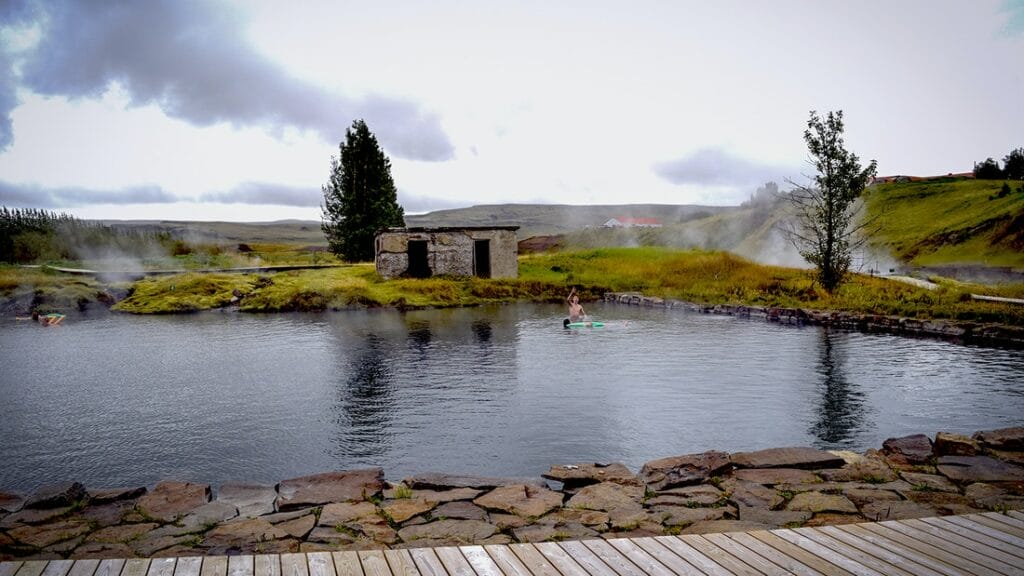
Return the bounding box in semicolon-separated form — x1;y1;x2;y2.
2;427;1023;560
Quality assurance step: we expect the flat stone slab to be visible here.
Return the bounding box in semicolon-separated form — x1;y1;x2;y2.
180;501;239;530
973;427;1024;450
681;520;770;534
732;447;845;470
473;485;563;518
934;432;980;456
727;481;784;510
786;492;858;514
565;482;644;513
202;517;290;548
136;481;211;523
24;482;87;509
899;472;960;493
396;487;482;503
860;500;939;521
7;520;91;548
432;501;487;521
882;434;934;465
277;469;384;511
217;483;277;517
640;451;732;490
397;519;497;543
736;506;812;528
733;468;820;485
937;455;1024;483
382;498;437;523
542;463;640;488
318;502;379;526
404;473;545;491
650;506;729;528
87;487;146;505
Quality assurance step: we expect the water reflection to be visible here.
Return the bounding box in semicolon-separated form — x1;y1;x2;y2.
472;320;492;344
333;333;394;459
810;329;867;448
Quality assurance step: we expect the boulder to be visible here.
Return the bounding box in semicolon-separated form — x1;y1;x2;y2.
136;481;211;523
934;432;980;456
936;455;1024;483
733;468;820;485
732;447;845;470
397;519;497;543
432;501;487;521
277;469;384;511
882;434;933;465
973;427;1024;451
473;484;563;518
640;451;731;490
24;482;88;509
403;473;545;491
542;463;640;489
217;483;277;517
275;513;318;539
727;481;784;510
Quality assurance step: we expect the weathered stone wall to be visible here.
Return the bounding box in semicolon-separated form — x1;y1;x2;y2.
375;228;517;280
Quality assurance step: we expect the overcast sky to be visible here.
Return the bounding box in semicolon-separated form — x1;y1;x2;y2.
1;0;1022;221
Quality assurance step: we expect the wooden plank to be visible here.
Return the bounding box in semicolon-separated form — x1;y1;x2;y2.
407;548;447;576
533;542;590;576
254;556;281;576
148;559;176;576
652;536;736;576
433;547;474;576
1008;510;1024;522
456;546;503;576
509;543;562;576
976;512;1024;537
200;558;227;576
308;553;337;576
0;562;24;576
95;560;126;576
726;532;826;576
278;555;305;576
783;528;907;576
893;518;1024;570
604;538;675;576
749;530;857;576
817;526;949;576
556;541;621;576
920;516;1024;557
700;532;784;576
860;521;1006;575
483;544;535;576
833;524;966;576
40;561;73;576
629;537;705;575
67;559;100;576
227;558;254;576
579;539;647;576
356;552;390;576
173;559;202;576
383;550;419;576
121;559;151;576
331;553;362;576
14;561;48;576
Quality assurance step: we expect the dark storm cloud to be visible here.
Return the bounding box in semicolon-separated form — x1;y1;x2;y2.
200;182;320;207
0;180;177;207
653;147;794;188
3;0;454;160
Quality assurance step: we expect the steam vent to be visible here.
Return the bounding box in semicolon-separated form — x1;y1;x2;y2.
375;226;519;280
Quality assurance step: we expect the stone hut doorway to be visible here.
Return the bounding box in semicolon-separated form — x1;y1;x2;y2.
408;240;431;278
473;240;491;278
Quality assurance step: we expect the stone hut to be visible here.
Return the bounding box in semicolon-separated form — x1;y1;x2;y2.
375;226;519;280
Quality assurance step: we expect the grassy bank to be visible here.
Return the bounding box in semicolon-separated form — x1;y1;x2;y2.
5;248;1023;325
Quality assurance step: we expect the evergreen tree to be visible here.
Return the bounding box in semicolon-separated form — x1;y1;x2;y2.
321;120;405;262
785;110;877;293
973;157;1004;179
1003;147;1024;180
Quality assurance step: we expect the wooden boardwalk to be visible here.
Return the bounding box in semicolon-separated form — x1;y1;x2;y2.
2;512;1022;576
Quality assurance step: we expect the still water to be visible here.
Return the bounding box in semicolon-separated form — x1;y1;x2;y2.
1;303;1022;492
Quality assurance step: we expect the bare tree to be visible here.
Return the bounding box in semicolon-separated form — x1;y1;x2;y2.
784;110;877;292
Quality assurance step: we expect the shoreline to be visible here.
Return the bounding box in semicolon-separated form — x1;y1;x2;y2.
2;428;1022;560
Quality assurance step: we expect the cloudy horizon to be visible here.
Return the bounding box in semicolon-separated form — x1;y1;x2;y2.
1;0;1022;221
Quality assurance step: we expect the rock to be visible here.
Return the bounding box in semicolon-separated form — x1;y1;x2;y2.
640;451;732;490
972;427;1024;450
786;492;858;514
202;518;290;548
132;531;197;557
307;526;359;545
69;542;137;559
432;501;487;521
899;472;959;493
513;522;599;543
179;501;239;530
650;506;729;527
395;488;482;503
681;520;770;534
651;485;724;506
262;508;317;525
217;483;277;517
352;519;399;545
937;455;1024;483
404;473;545;491
860;500;937;521
24;482;88;509
382;498;437;523
732;447;845;470
136;481;211;523
733;468;820;485
542;508;609;527
542;463;640;489
318;502;379;527
1;506;73;528
397;519;497;543
988;449;1024;466
8;520;92;548
818;455;897;483
489;513;530;531
882;434;934;465
473;485;563;518
86;487;146;505
934;432;980;456
736;506;811;528
70;501;134;528
0;491;25;513
965;483;1024;510
802;514;864;527
86;523;159;543
843;488;900;508
903;490;978;515
277;469;384;511
566;482;644;513
727;481;784;510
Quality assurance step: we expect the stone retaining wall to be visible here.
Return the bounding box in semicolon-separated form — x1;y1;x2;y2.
2;428;1022;560
604;292;1024;347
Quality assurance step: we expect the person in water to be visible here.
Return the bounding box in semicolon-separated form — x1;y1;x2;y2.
567;287;586;322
